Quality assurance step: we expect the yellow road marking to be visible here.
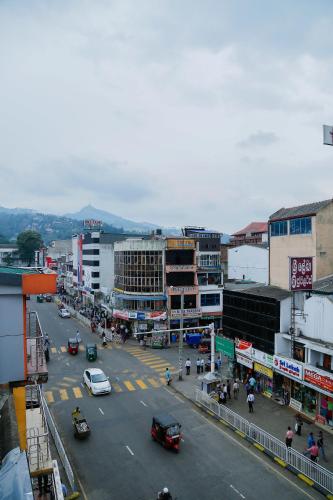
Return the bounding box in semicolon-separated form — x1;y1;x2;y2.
124;380;135;391
51;347;57;354
253;443;264;452
235;430;246;438
63;377;77;382
45;391;54;403
144;362;170;369
112;383;123;393
297;474;314;487
79;345;85;352
135;379;148;389
60;346;67;353
59;389;69;400
274;457;287;467
58;382;71;387
147;378;160;388
73;387;83;398
134;355;161;361
159;377;165;385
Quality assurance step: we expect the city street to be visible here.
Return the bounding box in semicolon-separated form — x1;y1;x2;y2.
33;298;323;500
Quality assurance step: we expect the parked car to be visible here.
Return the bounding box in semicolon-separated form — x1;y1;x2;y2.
58;308;71;318
83;368;111;395
44;294;53;302
198;338;211;354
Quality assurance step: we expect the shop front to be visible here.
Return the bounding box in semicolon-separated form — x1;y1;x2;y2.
253;362;273;398
273;355;303;406
303;366;333;427
235;339;253;381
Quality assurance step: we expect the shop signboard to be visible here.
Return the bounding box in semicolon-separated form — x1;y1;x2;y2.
289;398;303;412
236;353;253;369
145;311;167;321
273;355;303;381
304;366;333;392
235;339;252;357
216;337;234;359
254;362;273;379
128;311;137;319
113;309;129;320
289;257;313;291
252;348;273;367
167;238;195;249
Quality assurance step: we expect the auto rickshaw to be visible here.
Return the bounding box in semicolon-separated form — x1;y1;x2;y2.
68;338;79;355
37;294;44;303
86;343;97;362
72;407;90;439
151;414;182;452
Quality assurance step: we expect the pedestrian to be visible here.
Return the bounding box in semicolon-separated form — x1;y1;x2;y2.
233;380;239;399
227;380;231;399
318;431;327;462
102;332;107;347
217;356;222;371
196;358;201;375
200;358;205;373
165;368;171;386
219;390;226;405
249;375;256;391
223;383;228;398
295;413;303;436
304;441;319;462
304;432;315;457
285;426;293;447
75;330;81;343
247;392;255;413
185;358;191;375
245;381;250;396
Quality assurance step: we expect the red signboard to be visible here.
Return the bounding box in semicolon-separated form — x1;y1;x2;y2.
290;257;313;291
304;368;333;392
235;339;252;357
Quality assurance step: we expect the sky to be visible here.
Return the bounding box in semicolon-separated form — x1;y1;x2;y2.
1;0;333;233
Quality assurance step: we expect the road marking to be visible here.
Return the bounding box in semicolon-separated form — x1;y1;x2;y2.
124;380;135;391
59;382;71;387
65;362;70;367
99;407;104;415
64;377;77;383
126;445;134;456
143;361;169;368
51;347;57;354
163;387;184;403
59;389;69;400
140;400;148;407
297;473;314;486
79;345;85;352
45;391;54;403
73;387;83;399
136;379;148;389
60;346;66;353
147;378;160;388
159;377;165;385
230;484;246;499
112;383;123;393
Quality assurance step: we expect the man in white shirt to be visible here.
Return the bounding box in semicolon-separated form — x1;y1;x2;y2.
247;392;255;413
185;358;191;375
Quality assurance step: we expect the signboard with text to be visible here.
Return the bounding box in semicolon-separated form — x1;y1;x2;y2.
273;355;303;381
252;348;273;368
216;337;234;359
236;353;253;369
304;366;333;392
235;339;252;357
289;257;313;291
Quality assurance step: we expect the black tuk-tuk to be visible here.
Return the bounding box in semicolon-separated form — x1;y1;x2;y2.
86;343;97;361
151;414;182;452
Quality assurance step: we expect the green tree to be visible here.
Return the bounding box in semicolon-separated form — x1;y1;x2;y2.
3;253;13;266
17;230;43;266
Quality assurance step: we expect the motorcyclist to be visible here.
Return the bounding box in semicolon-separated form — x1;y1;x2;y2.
157;487;172;499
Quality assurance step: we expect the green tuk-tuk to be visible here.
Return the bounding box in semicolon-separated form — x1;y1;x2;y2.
37;294;44;303
86;343;97;362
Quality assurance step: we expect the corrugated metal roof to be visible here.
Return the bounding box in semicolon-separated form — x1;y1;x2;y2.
269;199;332;221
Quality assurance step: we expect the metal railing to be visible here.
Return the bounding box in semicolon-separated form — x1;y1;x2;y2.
41;390;76;492
195;389;333;495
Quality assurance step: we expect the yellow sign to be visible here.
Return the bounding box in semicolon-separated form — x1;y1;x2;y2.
167;238;195;250
254;362;273;379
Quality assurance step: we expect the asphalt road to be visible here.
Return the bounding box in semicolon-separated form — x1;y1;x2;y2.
32;298;323;500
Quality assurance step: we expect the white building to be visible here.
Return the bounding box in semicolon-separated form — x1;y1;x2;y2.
228;244;269;284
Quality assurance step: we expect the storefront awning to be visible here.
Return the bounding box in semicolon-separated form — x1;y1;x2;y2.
114;293;167;301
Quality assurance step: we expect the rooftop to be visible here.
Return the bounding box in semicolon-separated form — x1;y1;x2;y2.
312;274;333;294
225;283;290;300
0;266;37;275
269;199;332;221
232;222;268;236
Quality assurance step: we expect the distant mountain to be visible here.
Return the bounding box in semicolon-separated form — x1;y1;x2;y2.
0;206;37;215
64;204;179;234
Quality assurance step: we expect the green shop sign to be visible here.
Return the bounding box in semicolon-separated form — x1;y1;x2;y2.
215;336;235;359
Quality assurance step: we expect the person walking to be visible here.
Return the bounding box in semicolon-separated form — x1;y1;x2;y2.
247;392;255;413
223;383;228;400
305;441;319;462
227;380;231;399
75;330;81;343
249;375;256;391
196;358;201;375
304;432;315;457
318;431;327;462
200;358;205;373
165;368;171;386
245;381;251;396
295;414;303;436
285;426;294;447
233;380;239;399
185;358;191;375
102;332;107;347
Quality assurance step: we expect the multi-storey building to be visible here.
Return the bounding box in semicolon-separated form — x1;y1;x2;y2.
230;222;268;247
228;244;269;284
269;199;333;289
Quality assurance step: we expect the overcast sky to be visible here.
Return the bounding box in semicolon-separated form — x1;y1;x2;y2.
1;1;333;233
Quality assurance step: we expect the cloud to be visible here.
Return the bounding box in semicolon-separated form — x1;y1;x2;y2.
237;131;279;148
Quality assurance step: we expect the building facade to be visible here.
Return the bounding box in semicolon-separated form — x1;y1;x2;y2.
230;222;268;247
228;244;269;284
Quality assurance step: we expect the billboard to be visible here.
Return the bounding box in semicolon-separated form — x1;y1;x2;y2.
289;257;313;291
323;125;333;146
215;337;234;358
166;238;195;250
235;338;252;357
273;355;303;381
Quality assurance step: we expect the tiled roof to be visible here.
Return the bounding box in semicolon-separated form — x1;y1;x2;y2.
269;199;332;221
232;222;268;236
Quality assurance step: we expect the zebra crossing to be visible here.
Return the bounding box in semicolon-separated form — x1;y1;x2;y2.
50;343;119;355
124;346;176;377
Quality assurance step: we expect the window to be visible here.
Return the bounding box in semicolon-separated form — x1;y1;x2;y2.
91;272;100;278
200;293;220;307
199;254;220;268
290;217;312;235
270;220;288;237
83;249;100;255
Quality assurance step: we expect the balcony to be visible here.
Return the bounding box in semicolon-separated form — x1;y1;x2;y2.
165;264;196;273
26;312;48;384
170;308;202;318
167;286;198;295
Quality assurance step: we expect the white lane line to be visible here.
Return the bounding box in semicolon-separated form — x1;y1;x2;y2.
65;362;70;367
230;484;246;499
99;408;104;415
163;387;184;403
140;400;148;407
126;445;134;456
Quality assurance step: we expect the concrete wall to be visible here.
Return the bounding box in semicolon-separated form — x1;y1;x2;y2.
279;297;291;333
315;203;333;279
295;294;333;343
228;245;269;284
0;292;24;384
100;244;114;292
269;216;317;289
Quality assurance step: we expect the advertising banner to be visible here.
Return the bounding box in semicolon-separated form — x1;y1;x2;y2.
167;238;195;249
236;353;253;369
304;367;333;392
235;339;252;357
289;257;313;291
113;309;129;320
254;362;273;379
273;355;303;381
215;337;234;359
252;348;273;368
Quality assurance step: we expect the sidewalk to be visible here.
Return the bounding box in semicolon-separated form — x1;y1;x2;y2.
172;366;333;472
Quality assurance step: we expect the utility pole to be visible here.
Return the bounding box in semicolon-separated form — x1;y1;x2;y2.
179;292;184;380
210;322;215;373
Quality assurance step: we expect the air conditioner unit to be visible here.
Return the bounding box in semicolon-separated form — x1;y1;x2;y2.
295;328;302;337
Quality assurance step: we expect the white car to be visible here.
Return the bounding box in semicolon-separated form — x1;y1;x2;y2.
58;308;71;318
83;368;111;395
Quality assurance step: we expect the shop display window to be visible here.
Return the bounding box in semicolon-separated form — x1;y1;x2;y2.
292;383;316;416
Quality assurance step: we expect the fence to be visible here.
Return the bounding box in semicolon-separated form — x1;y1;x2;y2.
41;391;76;492
195;388;333;495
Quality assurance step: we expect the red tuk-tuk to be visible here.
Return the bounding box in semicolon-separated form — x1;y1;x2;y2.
151;414;182;452
68;338;79;355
